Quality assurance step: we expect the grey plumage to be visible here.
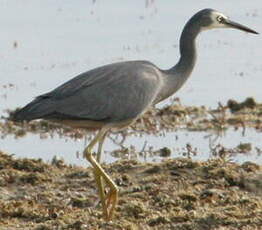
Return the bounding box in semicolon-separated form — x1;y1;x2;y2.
14;61;162;122
12;9;258;221
13;9;258;126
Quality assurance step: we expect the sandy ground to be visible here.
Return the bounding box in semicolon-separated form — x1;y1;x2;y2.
0;150;261;230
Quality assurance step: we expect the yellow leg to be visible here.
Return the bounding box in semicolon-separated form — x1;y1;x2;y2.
97;133;106;163
94;133;107;218
84;129;119;221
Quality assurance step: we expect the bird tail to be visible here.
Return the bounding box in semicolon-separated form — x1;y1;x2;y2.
11;97;55;122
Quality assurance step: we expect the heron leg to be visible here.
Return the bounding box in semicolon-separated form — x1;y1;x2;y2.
94;133;107;217
84;129;119;220
96;133;106;163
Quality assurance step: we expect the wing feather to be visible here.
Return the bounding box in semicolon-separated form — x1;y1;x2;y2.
13;61;162;122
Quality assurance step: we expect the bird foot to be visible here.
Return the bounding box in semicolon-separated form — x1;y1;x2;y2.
102;187;118;220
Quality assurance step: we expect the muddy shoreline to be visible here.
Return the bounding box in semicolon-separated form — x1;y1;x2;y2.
0;151;261;230
0;98;261;229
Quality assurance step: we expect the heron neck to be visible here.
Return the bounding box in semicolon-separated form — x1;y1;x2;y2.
156;18;201;103
155;22;200;104
160;20;200;101
170;21;199;76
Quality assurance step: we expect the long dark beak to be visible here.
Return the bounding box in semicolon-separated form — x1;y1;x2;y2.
224;19;259;34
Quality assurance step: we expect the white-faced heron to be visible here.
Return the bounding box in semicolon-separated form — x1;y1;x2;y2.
13;9;258;220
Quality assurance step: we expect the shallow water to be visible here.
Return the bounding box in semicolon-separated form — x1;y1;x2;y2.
0;0;261;165
0;128;261;166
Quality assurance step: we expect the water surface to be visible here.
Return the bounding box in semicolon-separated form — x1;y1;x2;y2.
0;0;261;165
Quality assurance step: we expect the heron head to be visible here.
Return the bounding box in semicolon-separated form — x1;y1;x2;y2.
196;9;258;34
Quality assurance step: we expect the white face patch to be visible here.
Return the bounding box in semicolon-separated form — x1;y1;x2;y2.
202;11;229;31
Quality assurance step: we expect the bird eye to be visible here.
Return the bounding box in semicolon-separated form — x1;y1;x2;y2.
217;16;224;23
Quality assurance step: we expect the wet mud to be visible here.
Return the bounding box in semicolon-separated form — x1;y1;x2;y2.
0;151;261;230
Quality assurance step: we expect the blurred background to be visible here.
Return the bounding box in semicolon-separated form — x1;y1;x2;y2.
0;0;261;165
